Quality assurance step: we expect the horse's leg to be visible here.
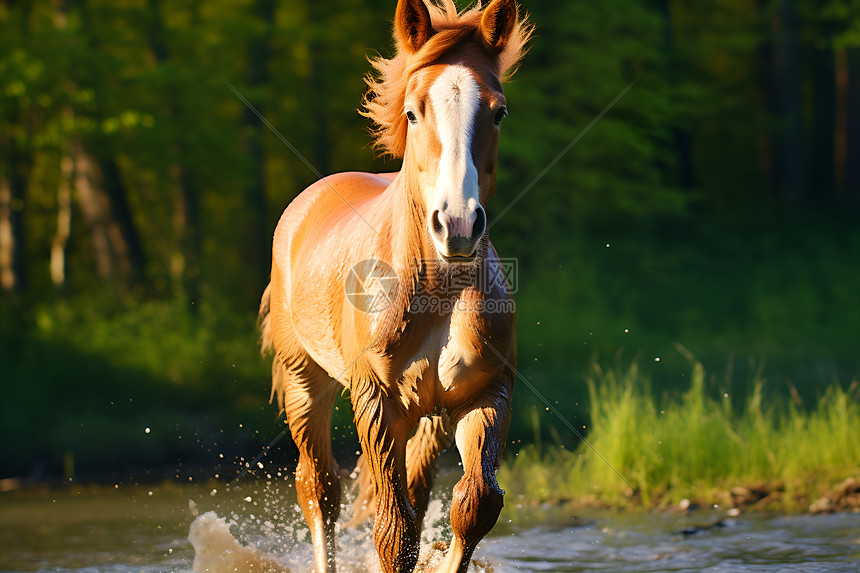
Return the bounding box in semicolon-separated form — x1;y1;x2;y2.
351;384;419;573
347;414;450;531
406;415;453;528
438;381;512;573
280;359;341;573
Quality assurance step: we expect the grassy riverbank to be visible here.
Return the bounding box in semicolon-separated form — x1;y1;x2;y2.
499;347;860;513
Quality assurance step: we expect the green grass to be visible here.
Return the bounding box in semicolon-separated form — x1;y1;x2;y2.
499;345;860;510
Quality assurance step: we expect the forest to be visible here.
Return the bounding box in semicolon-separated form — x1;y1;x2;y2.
1;0;859;487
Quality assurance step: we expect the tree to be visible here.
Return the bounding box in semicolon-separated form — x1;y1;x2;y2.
0;1;36;297
237;0;277;302
771;0;806;206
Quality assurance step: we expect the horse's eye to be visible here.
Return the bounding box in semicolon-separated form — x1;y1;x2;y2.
406;110;418;124
493;106;508;126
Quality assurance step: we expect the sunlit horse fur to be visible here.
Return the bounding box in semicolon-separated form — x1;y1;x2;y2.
259;1;531;571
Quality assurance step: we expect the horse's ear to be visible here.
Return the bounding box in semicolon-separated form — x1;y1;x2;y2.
395;0;433;54
479;0;517;53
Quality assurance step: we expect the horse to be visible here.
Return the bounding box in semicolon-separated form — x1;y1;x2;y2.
258;1;531;571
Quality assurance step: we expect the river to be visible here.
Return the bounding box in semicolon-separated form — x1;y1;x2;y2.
1;479;858;572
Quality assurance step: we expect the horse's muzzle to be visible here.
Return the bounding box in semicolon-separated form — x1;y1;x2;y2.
431;206;486;260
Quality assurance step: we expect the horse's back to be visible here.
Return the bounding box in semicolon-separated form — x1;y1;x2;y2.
272;171;394;274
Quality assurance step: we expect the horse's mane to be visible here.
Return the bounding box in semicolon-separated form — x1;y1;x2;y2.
361;0;532;159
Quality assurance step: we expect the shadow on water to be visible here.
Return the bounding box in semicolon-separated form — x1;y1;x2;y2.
1;479;859;573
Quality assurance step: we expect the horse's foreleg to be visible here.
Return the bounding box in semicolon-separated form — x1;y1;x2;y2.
282;365;341;573
352;387;419;573
438;381;512;573
406;414;453;527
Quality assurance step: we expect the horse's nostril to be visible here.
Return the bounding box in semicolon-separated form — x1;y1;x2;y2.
431;210;445;237
471;207;486;240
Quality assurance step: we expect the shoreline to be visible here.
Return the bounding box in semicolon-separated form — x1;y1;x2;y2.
508;475;860;517
3;473;858;517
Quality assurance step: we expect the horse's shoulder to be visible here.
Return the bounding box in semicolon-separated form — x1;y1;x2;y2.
309;171;396;198
283;171;395;212
274;171;396;248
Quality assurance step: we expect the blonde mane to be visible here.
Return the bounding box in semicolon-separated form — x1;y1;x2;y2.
361;0;533;158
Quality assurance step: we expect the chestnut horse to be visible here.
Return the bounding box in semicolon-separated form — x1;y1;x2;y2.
259;1;531;571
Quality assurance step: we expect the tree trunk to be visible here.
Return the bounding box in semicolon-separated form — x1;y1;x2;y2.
834;48;848;193
755;0;776;196
307;0;330;175
772;0;806;206
0;146;32;294
50;153;74;289
98;154;147;286
72;144;114;281
0;171;17;293
178;159;201;306
0;1;33;297
69;1;148;294
240;0;277;303
808;15;836;205
657;0;695;191
845;46;860;209
145;0;203;306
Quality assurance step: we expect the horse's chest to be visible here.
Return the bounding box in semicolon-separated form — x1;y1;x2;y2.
437;334;494;392
390;311;495;410
430;310;500;393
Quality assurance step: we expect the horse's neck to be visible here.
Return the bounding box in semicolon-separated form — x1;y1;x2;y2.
387;171;427;285
387;170;481;298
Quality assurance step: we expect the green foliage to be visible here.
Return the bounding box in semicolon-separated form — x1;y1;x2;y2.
494;0;686;226
2;0;860;482
502;211;860;445
0;296;273;477
825;0;860;47
499;349;860;509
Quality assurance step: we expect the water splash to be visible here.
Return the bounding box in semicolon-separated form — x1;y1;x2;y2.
186;478;492;573
189;511;285;573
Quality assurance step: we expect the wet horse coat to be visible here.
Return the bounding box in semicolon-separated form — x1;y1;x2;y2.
259;1;531;571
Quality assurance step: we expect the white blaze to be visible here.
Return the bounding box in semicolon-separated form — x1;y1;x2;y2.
428;65;481;229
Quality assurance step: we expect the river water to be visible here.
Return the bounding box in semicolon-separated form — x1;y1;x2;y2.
1;479;858;572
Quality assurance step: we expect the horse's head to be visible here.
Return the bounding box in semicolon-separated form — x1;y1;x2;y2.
363;0;531;263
